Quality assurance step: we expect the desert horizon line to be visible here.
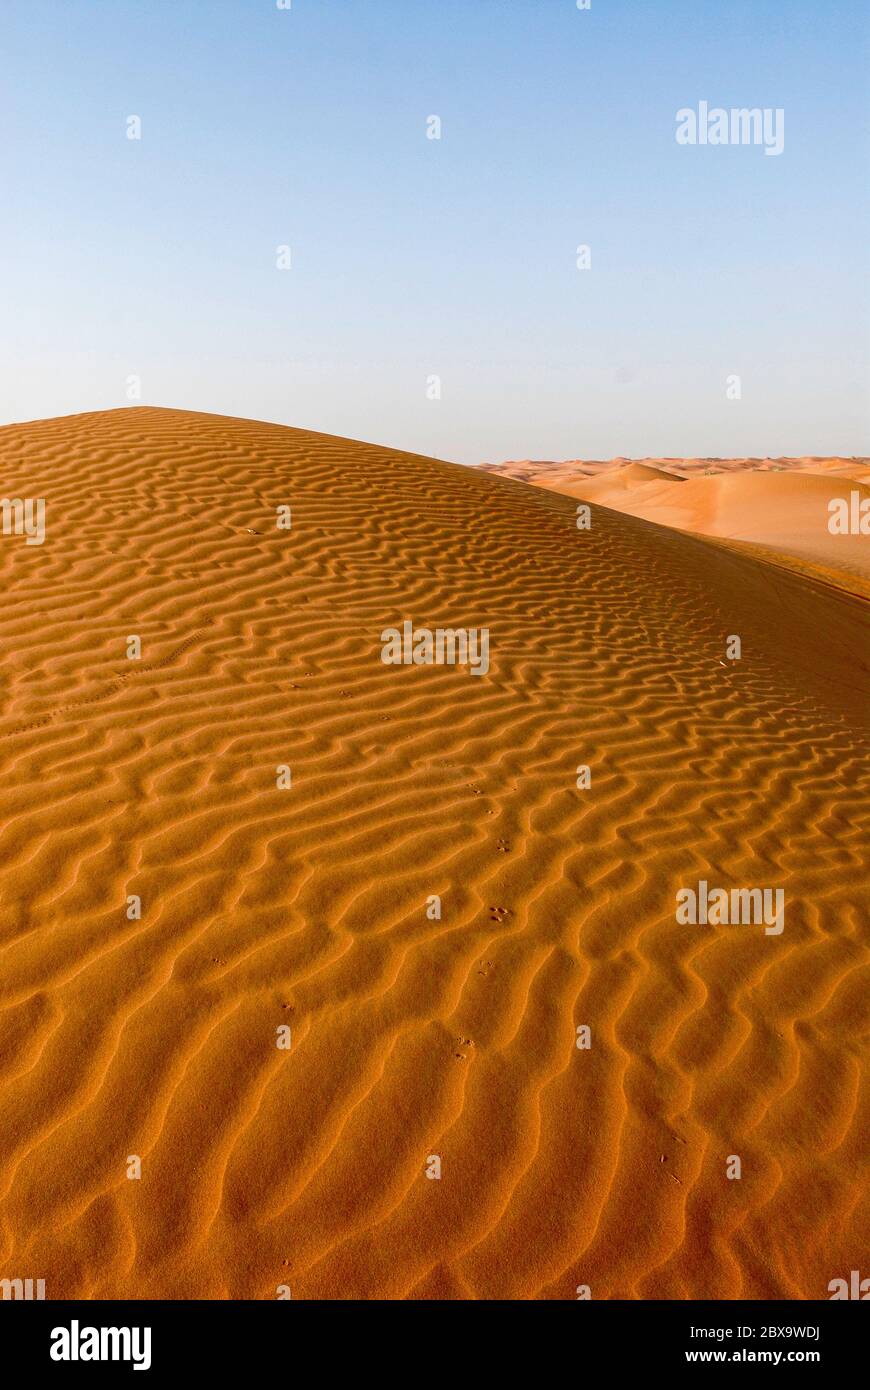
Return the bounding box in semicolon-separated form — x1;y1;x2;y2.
0;403;862;469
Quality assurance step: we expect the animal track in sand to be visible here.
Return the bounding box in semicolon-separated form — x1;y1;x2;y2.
0;407;866;1301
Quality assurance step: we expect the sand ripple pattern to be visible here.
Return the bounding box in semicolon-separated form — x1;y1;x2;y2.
0;408;867;1300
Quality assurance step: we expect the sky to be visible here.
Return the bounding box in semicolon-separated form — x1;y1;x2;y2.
1;0;868;464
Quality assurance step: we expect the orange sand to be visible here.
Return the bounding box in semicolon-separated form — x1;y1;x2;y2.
0;409;867;1300
481;457;870;595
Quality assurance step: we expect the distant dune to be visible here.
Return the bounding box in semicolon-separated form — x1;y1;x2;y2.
0;410;867;1299
480;457;870;593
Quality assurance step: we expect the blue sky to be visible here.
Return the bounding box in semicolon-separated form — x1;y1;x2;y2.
1;0;867;462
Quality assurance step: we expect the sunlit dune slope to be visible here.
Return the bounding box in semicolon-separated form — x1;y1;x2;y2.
0;408;867;1300
482;457;870;591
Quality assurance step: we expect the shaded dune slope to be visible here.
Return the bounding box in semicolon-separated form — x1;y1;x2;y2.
0;408;867;1300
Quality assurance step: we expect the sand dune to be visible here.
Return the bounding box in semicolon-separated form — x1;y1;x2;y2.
482;457;870;592
0;408;867;1300
483;456;870;484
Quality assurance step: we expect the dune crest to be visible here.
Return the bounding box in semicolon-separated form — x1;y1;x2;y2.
0;408;867;1300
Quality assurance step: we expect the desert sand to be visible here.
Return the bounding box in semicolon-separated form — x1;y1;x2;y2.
481;457;870;595
0;408;867;1300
